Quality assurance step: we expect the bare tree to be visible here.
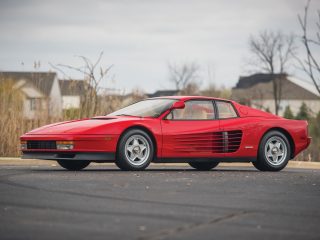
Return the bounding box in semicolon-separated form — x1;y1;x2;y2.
168;62;200;91
296;0;320;95
249;31;295;115
50;52;113;118
179;82;200;95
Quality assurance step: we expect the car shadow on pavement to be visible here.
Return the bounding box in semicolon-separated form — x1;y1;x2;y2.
30;167;259;173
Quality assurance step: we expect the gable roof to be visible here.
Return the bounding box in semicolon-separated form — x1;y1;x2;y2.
147;90;179;98
234;73;287;89
232;73;320;100
59;79;87;96
0;71;56;96
287;76;320;98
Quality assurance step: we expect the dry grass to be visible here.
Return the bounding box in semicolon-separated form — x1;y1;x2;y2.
0;79;141;157
0;80;319;161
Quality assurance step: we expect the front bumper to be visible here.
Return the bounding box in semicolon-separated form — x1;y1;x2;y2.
20;134;119;153
21;152;115;162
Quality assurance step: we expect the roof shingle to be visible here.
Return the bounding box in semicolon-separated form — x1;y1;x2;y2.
59;79;87;96
0;71;56;96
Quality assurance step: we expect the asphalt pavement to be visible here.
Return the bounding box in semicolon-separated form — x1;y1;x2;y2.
0;162;319;240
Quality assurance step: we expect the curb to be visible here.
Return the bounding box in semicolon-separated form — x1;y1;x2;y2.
0;157;320;169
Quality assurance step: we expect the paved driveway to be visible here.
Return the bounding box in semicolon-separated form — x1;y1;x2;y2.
0;163;319;240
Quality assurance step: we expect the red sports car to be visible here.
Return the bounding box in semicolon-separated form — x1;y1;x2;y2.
20;96;311;171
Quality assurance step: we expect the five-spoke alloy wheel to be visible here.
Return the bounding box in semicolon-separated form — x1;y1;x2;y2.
264;136;287;166
253;130;291;171
125;135;150;166
116;129;154;170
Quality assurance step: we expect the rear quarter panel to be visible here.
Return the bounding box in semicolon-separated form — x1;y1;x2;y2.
236;117;309;158
232;102;309;158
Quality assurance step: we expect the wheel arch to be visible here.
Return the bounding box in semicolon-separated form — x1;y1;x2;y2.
116;125;158;159
260;127;295;159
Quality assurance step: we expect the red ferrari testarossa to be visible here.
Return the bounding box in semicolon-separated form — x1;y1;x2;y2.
20;96;311;171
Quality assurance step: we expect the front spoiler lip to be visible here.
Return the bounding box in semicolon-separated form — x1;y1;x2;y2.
21;152;115;161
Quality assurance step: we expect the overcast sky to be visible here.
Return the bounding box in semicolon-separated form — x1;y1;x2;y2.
0;0;319;93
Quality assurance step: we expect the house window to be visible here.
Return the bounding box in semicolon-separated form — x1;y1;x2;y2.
29;98;41;111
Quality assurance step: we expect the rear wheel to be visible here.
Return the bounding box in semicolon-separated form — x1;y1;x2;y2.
116;129;154;171
188;162;219;171
57;160;90;171
253;130;291;171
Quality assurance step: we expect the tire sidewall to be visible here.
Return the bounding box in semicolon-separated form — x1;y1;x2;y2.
57;160;90;171
117;129;154;170
258;131;291;171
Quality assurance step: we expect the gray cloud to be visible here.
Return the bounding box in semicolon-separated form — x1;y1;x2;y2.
0;0;319;92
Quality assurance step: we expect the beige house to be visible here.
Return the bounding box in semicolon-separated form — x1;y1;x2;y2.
59;79;86;110
232;73;320;116
0;72;62;119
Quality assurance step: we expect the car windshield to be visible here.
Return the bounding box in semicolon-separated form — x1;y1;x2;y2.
108;99;177;118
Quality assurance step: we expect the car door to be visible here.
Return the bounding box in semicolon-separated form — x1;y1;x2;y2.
160;100;224;159
215;100;249;158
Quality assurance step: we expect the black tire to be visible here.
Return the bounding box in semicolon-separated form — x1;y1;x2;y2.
57;160;90;171
188;162;219;171
116;129;154;171
253;130;291;171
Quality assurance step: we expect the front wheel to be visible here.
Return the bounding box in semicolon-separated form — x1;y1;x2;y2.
188;162;219;171
116;129;154;171
253;130;291;171
57;160;90;171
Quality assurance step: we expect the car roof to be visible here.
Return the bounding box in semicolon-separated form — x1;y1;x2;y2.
148;95;233;102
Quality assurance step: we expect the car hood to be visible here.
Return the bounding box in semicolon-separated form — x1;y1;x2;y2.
26;116;141;135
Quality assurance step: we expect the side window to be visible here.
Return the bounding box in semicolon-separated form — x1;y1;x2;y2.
169;100;215;120
216;101;238;119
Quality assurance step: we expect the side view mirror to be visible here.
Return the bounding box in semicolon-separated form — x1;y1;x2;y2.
171;101;185;110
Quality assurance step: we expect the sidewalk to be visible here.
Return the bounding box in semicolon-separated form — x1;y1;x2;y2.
0;157;320;169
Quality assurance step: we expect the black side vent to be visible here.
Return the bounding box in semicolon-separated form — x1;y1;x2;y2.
225;130;242;153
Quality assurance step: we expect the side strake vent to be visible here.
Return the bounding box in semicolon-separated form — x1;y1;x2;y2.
172;130;242;153
224;130;242;153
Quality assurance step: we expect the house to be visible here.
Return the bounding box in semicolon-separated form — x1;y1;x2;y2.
0;71;62;119
231;73;320;116
59;79;87;110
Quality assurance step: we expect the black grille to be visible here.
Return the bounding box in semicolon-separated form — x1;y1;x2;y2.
27;141;56;149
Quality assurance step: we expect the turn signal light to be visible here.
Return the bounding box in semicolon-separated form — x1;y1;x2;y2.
56;141;74;150
20;140;27;150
